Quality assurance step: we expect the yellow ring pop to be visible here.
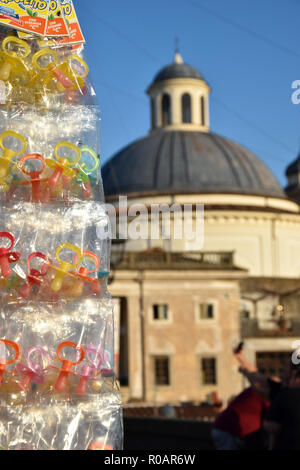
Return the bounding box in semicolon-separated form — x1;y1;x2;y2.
41;52;89;94
29;48;58;88
55;55;89;92
46;141;81;189
31;48;58;72
0;131;27;190
49;243;83;292
0;37;30;81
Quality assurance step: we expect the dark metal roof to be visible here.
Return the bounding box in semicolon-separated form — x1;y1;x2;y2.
150;63;205;85
102;130;285;199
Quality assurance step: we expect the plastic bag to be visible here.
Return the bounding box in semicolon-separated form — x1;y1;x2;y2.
0;24;122;450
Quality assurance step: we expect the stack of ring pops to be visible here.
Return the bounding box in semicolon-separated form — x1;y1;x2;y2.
0;28;119;449
0;36;89;105
0;129;100;201
0;340;112;396
0;235;109;300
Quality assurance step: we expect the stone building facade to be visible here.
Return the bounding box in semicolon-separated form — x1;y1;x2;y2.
102;52;300;405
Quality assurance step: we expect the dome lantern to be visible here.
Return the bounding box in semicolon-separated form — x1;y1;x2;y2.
147;52;210;133
285;152;300;202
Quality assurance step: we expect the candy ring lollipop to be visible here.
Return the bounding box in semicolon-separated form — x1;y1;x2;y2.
76;345;103;397
17;347;51;391
88;442;113;451
0;232;20;278
46;142;81;189
0;36;30;81
48;243;83;292
19;154;50;203
53;342;85;393
19;252;50;299
30;48;58;88
76;147;99;199
0;339;20;388
70;251;101;297
0;130;27;189
52;55;89;93
100;349;114;378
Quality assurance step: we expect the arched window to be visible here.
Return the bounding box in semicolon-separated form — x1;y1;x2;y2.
182;93;191;123
162;94;171;126
151;98;156;129
200;96;206;126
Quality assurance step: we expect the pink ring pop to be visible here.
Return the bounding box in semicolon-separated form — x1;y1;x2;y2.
17;346;51;391
76;345;103;397
0;232;20;278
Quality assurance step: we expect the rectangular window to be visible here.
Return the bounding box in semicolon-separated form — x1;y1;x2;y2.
154;356;170;385
201;357;217;385
199;303;214;320
201;96;206;126
240;309;250;319
153;304;168;320
256;351;291;378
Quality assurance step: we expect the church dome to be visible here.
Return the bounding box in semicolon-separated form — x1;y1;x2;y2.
103;52;285;202
102;129;285;199
152;62;206;84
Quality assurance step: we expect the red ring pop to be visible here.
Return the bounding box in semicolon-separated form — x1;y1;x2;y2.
19;252;50;299
53;341;85;393
19;154;49;203
0;232;20;278
0;339;20;387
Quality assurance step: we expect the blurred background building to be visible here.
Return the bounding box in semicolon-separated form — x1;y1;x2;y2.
102;51;300;406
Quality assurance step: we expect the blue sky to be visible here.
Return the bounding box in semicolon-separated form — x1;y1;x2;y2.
76;0;300;186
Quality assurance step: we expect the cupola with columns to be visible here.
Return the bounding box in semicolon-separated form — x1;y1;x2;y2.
146;50;210;132
285;151;300;202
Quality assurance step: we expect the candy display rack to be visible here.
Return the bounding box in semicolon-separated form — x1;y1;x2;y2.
0;13;122;451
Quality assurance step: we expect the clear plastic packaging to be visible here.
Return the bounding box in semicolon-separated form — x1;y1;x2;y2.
0;25;122;450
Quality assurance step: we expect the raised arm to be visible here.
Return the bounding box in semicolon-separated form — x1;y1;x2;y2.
233;342;270;397
234;351;258;373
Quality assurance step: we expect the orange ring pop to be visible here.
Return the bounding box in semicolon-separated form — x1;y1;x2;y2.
0;339;20;388
70;251;101;297
88;442;113;451
53;342;85;393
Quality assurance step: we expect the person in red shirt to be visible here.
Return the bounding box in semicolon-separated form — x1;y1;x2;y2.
212;387;270;450
211;343;271;450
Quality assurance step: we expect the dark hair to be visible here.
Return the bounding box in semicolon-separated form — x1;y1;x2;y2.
290;361;300;371
290;361;300;379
